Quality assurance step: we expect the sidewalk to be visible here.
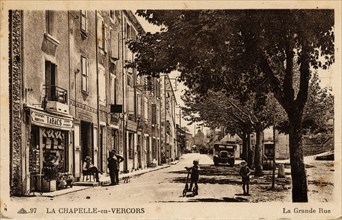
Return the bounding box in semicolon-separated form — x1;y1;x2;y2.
35;163;173;198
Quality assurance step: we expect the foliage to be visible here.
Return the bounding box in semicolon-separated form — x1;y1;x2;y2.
276;71;334;134
130;9;334;202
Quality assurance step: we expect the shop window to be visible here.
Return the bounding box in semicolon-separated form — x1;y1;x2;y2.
42;128;67;173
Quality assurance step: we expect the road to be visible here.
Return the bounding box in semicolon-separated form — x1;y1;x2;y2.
47;153;244;203
5;152;335;219
10;152;334;205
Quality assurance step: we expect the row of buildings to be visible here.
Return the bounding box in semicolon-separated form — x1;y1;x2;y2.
8;10;187;195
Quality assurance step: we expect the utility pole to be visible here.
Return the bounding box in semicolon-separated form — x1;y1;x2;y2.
271;100;276;189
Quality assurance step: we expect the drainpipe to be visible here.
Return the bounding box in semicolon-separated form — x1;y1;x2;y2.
164;75;167;163
158;82;162;165
95;10;100;164
121;11;127;172
67;11;74;175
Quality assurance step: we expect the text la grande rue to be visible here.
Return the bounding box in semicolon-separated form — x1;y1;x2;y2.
283;207;331;214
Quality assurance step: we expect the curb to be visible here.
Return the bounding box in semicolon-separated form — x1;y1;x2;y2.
35;164;172;197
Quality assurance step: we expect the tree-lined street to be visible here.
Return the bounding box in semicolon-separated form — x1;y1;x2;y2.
3;6;339;220
12;152;334;205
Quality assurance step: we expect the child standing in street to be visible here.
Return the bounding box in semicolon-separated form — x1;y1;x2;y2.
239;160;251;195
185;160;200;195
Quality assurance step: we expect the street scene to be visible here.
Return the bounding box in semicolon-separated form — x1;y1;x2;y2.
12;152;334;205
1;3;341;220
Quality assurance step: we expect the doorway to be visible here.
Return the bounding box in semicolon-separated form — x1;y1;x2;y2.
81;121;93;161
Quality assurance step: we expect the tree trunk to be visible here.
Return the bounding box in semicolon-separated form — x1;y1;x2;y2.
254;128;263;176
242;132;249;161
247;134;255;169
288;115;308;202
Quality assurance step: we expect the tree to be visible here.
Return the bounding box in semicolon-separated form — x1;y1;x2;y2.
129;10;334;202
276;70;334;135
182;89;282;175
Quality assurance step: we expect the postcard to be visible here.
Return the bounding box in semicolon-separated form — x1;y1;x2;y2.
1;1;341;219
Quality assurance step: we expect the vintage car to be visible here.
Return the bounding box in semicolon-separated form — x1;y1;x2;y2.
213;142;237;166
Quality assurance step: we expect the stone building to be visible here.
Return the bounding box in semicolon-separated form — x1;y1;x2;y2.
160;74;177;162
8;10;169;196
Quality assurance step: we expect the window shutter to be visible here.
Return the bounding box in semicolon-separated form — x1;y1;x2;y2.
97;16;103;49
152;104;156;124
110;30;119;59
104;23;108;52
80;10;87;33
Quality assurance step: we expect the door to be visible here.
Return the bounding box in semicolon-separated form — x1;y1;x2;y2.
45;60;57;100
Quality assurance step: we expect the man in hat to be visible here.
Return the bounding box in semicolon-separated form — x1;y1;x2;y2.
107;149;124;185
239;160;251;195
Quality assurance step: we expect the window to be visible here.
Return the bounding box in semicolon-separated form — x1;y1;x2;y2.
46;10;54;35
110;29;119;60
127;74;133;87
113;78;117;104
97;16;103;49
97;15;108;52
80;10;88;35
81;56;89;93
110;64;117;104
144;97;148;120
110;10;115;21
99;67;106;105
109;61;116;75
152;104;157;125
103;22;108;52
45;60;57;100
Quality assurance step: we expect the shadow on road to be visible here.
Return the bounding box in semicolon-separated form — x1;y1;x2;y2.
158;197;249;203
168;164;244;185
188;197;248;202
170;176;242;185
168;164;241;177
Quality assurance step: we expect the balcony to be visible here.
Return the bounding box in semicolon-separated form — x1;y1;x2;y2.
43;85;69;114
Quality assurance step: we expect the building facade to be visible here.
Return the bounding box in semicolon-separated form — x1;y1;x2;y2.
8;10;173;196
160;74;177;163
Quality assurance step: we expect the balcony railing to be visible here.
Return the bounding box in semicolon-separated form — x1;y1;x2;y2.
43;85;68;104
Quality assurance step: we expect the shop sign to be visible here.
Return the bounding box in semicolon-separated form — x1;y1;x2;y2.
31;110;72;130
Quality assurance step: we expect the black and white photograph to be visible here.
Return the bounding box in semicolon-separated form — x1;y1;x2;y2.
1;1;341;219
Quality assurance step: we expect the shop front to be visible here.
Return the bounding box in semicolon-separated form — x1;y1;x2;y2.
28;108;73;192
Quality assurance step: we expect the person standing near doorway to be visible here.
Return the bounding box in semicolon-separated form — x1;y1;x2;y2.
107;150;116;185
108;149;124;185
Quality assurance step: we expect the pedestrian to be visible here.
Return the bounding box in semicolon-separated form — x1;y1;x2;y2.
110;149;124;185
107;150;117;185
185;160;200;195
83;156;102;182
239;160;251;195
